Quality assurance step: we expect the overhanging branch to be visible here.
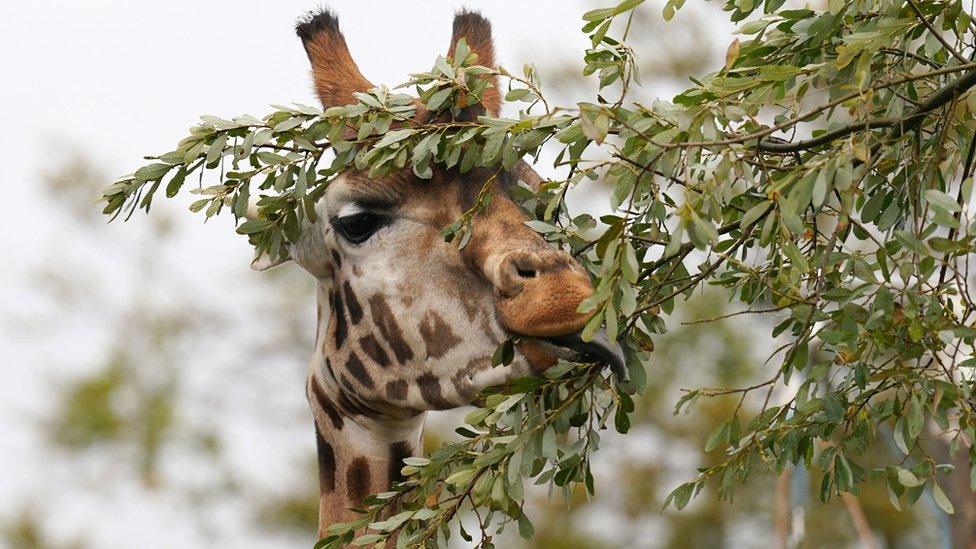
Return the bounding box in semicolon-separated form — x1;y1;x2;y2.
758;68;976;153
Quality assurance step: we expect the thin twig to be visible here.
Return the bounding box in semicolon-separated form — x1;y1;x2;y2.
681;305;790;325
905;0;968;64
760;67;976;153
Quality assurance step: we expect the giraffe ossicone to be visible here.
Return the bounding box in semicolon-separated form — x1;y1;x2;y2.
254;7;626;537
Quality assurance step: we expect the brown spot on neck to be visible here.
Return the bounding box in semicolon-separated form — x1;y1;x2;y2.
309;377;344;430
388;441;413;486
346;457;371;504
314;424;336;493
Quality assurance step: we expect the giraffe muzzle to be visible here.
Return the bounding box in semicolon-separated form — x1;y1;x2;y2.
546;329;628;382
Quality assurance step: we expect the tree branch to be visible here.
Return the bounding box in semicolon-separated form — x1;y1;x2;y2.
905;0;969;64
758;66;976;153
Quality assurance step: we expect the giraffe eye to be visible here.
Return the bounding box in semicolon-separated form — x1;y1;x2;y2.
332;212;390;244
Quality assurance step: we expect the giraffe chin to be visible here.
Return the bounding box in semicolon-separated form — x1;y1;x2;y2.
544;329;629;382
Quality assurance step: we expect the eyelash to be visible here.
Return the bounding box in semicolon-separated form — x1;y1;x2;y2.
331;212;391;244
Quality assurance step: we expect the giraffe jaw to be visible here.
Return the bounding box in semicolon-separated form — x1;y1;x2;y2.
545;329;628;382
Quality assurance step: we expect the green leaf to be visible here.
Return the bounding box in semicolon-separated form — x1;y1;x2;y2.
897;468;924;488
236;219;273;234
620;241;639;283
665;482;696;510
924;189;961;213
932;482;955;514
373;128;416;149
445;468;477;487
165;168;187;198
663;0;686;21
517;511;535;539
907;395;924;440
134;163;172;181
705;421;728;452
758;65;802;81
614;405;631;434
741;200;770;228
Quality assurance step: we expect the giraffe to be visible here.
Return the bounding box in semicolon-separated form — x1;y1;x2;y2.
255;8;625;537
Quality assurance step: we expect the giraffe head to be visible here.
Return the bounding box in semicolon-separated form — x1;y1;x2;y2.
256;9;623;417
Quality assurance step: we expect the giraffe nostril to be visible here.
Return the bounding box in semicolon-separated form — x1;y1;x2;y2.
516;267;537;278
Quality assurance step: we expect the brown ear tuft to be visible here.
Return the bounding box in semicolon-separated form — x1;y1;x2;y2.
449;10;501;116
295;9;341;43
296;9;374;109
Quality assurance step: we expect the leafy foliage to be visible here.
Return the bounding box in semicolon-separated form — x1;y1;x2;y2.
102;0;976;546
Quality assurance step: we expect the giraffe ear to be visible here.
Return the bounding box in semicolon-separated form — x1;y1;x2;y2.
449;11;501;116
250;231;331;275
296;9;375;109
250;250;291;271
244;194;332;275
249;225;332;276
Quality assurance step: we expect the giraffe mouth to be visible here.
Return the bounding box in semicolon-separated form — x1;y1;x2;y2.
544;329;628;382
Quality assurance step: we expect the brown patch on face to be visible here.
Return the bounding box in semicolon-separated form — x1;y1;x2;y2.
310;378;344;430
419;310;462;359
450;356;490;400
359;334;391;368
345;353;374;389
385;379;408;400
396;280;417;308
331;249;342;268
442;263;486;322
342;280;364;324
479;313;501;345
368;295;414;364
331;289;348;348
388;441;412;486
315;424;336;493
346;457;371;504
416;373;454;410
516;340;559;374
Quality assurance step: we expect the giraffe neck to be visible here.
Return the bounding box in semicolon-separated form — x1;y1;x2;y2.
308;284;425;536
309;393;424;536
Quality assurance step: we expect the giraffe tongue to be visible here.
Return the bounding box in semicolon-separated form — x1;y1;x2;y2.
546;329;628;382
